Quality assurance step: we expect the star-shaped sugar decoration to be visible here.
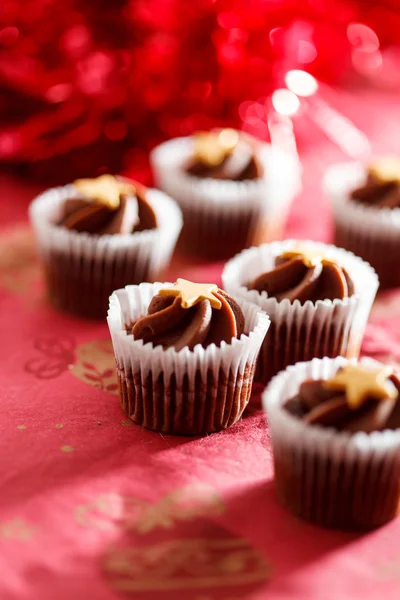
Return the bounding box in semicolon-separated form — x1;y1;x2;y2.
368;156;400;184
159;278;222;310
194;128;239;167
280;246;336;269
324;364;397;410
73;175;136;210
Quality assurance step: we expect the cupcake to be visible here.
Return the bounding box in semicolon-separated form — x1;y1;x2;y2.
222;240;379;383
29;175;182;318
263;356;400;529
150;129;301;260
325;157;400;289
107;278;270;435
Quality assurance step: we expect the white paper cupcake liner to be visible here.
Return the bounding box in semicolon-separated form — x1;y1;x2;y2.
107;282;270;435
29;184;183;318
324;162;400;288
263;356;400;529
222;240;379;382
150;137;301;258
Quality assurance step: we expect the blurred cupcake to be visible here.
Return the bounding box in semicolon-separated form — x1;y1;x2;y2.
263;356;400;529
107;278;270;435
222;240;378;383
29;175;182;318
325;157;400;289
151;129;301;260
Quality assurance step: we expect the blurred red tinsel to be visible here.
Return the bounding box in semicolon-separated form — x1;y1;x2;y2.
1;0;400;182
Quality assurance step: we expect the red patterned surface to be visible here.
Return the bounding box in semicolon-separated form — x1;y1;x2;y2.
2;0;400;182
2;102;400;599
0;0;364;180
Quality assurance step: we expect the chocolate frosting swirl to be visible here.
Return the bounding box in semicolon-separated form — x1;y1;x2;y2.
285;373;400;433
132;289;245;351
59;182;157;234
351;172;400;209
247;255;354;303
186;131;262;181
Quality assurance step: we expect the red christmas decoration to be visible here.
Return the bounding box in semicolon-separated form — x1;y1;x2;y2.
0;0;398;183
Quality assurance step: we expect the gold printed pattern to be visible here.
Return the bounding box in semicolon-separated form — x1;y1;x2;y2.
103;538;270;592
76;493;141;531
0;518;38;541
0;225;41;295
69;340;118;395
75;484;225;533
136;485;224;534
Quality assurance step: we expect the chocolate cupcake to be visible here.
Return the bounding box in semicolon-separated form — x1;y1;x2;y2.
222;240;379;383
29;175;182;318
264;356;400;529
107;279;270;435
151;130;301;260
325;157;400;289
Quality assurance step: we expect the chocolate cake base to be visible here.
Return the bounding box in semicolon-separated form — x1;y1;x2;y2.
117;364;255;435
256;319;358;384
334;223;399;289
44;250;153;319
176;204;283;261
273;447;400;530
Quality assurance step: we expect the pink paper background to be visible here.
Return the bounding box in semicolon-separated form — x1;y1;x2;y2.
2;91;400;600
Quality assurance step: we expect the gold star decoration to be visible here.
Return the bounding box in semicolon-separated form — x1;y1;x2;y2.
73;175;136;210
324;364;397;410
280;245;336;269
194;128;239;167
368;156;400;184
158;278;222;310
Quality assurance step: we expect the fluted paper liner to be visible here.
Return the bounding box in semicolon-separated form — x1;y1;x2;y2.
263;356;400;529
222;240;379;383
324;161;400;288
150;137;301;258
29;184;183;318
107;282;270;435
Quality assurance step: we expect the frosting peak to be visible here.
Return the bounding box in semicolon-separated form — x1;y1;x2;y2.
132;284;245;351
280;247;336;269
247;251;354;303
324;364;397;409
284;366;400;433
368;157;400;184
194;129;239;167
186;130;262;181
351;158;400;209
74;175;135;209
159;279;222;309
59;177;157;235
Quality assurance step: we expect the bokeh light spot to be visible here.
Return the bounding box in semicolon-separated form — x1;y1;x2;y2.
352;49;382;74
297;40;317;64
272;89;300;116
285;70;318;97
347;23;379;53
